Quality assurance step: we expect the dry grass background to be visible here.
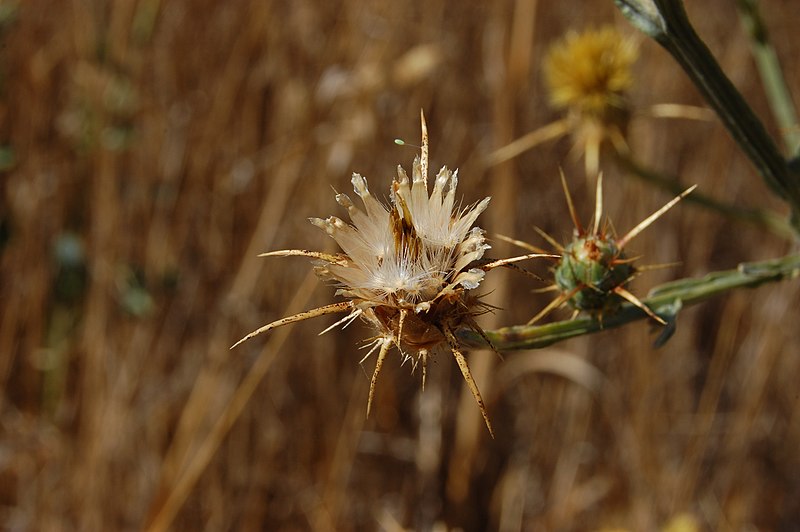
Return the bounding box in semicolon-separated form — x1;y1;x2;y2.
1;0;799;530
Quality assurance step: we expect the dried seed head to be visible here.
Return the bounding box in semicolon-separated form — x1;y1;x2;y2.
231;111;537;437
312;162;491;310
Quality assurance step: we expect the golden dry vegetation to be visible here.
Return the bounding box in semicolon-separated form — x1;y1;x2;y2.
1;1;799;530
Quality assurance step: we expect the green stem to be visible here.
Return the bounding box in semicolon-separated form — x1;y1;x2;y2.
735;0;800;155
614;0;800;231
615;152;795;239
459;253;800;350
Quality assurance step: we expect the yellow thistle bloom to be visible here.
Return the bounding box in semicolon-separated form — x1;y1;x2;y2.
487;26;711;179
232;111;551;436
544;26;638;177
486;27;639;177
544;26;637;120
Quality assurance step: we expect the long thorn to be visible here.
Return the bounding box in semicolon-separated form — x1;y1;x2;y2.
318;309;362;336
531;284;561;294
258;249;347;264
359;338;384;365
533;226;565;253
617;185;697;249
397;309;407;345
367;339;392;418
593;172;604;236
443;325;494;438
231;301;354;349
420;109;429;184
494;261;547;282
527;287;580;325
480;253;560;271
463;315;502;361
635;261;682;272
495;233;550;254
614;286;666;325
610;255;642;265
559;169;584;234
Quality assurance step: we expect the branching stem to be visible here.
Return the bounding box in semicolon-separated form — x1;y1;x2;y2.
614;0;800;233
458;253;800;350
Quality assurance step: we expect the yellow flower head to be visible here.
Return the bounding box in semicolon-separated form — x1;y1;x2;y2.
544;26;637;120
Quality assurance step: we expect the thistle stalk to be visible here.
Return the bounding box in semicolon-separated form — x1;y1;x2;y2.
458;253;800;351
614;0;800;233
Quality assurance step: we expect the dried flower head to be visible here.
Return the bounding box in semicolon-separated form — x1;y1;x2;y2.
508;171;695;325
232;111;549;436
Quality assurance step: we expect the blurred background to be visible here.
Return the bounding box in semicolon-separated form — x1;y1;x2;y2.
1;0;799;530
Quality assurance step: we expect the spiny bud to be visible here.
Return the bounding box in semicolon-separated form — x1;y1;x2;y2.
555;234;635;314
528;171;695;325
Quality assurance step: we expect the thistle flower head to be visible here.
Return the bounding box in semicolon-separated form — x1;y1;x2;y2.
544;26;637;121
488;26;708;179
231;111;551;436
540;27;638;178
